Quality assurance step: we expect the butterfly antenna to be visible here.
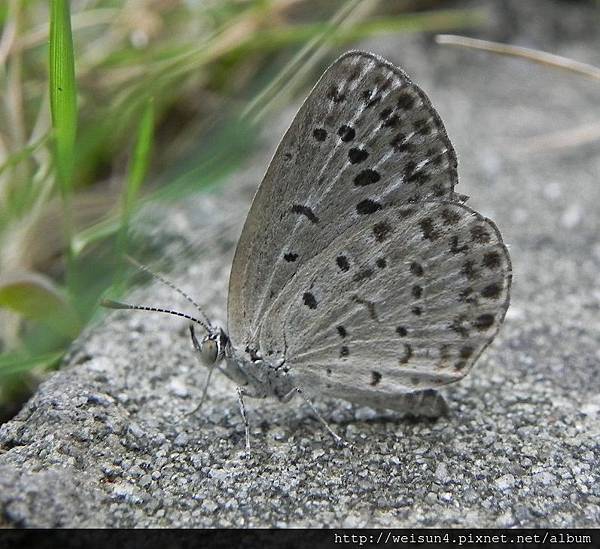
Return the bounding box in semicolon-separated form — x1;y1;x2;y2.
124;255;213;329
101;299;211;333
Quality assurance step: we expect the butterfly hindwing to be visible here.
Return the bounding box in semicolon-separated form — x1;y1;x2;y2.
256;201;511;409
228;51;459;355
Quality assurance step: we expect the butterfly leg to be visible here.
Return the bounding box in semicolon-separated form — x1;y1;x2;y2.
189;324;202;352
284;387;345;446
186;325;216;417
236;387;252;455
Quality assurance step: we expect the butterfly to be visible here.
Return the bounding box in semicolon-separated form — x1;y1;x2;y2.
103;51;512;452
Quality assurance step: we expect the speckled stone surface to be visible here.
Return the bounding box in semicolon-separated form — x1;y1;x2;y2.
1;0;599;528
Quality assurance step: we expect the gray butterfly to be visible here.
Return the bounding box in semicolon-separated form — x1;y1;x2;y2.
103;51;511;451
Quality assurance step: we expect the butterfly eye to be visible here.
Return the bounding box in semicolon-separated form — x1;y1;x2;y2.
200;338;219;366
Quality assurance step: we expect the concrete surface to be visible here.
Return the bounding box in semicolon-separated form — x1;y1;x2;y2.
1;0;599;527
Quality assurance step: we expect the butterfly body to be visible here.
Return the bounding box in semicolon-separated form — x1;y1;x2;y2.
224;348;295;401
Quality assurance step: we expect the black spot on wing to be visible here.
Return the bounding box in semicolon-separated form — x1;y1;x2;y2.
338;125;355;142
410;262;424;277
481;283;502;299
336;255;350;272
460;346;474;359
303;292;318;309
396;90;417;110
370;371;382;386
353;268;374;283
312;128;327;141
474;313;495;330
356;199;382;215
348;148;369;164
482;251;502;269
354;169;381;187
396;326;407;337
373;221;392;242
450;236;469;254
291;204;319;224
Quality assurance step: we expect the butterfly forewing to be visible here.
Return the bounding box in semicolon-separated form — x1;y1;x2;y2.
257;201;511;409
229;51;459;354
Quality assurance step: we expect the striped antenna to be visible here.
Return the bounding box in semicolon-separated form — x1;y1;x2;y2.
125;255;213;329
101;299;211;333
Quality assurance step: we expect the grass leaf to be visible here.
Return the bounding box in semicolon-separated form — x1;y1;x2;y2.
49;0;77;193
114;96;155;264
242;8;485;122
0;352;63;379
0;134;49;179
123;97;155;227
0;272;81;337
72;216;121;256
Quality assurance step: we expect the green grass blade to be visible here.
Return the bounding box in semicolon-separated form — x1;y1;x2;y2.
123;97;155;220
242;8;485;122
49;0;77;194
49;0;77;271
0;272;81;337
116;97;155;259
73;113;246;256
72;216;121;256
242;0;362;122
150;118;255;202
0;134;49;179
0;352;63;379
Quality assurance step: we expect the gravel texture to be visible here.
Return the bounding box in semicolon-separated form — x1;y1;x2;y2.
1;0;599;528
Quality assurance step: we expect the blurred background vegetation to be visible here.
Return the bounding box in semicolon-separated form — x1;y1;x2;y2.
0;0;486;420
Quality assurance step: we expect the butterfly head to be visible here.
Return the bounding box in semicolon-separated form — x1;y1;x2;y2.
100;261;241;412
194;326;229;367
